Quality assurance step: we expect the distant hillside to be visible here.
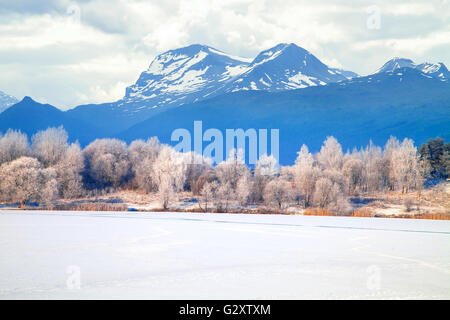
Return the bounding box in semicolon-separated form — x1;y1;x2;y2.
0;97;105;144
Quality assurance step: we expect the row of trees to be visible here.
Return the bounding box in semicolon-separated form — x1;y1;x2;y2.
0;127;435;213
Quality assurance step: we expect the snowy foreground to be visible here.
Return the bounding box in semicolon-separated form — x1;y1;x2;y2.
0;210;449;299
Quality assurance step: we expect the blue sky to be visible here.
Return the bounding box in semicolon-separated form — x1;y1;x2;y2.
1;0;449;109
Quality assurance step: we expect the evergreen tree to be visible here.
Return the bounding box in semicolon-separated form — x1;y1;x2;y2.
418;138;449;179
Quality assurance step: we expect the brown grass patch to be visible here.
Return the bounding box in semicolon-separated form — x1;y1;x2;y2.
45;202;128;212
303;208;334;216
351;208;375;217
394;212;450;220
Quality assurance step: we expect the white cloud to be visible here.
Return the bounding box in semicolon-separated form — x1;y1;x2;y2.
0;5;122;50
77;81;130;105
352;28;450;56
384;3;437;16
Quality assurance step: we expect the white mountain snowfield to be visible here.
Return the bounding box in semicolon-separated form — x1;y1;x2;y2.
376;57;450;81
1;210;449;299
118;43;358;113
0;91;18;114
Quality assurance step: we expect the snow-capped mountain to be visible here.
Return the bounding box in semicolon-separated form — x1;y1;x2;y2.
220;43;357;93
376;58;416;73
122;44;251;110
416;62;450;81
117;43;357;113
0;91;18;114
376;57;449;81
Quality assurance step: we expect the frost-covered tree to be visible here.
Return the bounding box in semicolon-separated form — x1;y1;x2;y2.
236;173;251;207
193;170;217;195
384;136;401;157
215;149;249;191
183;152;213;192
198;180;216;212
152;146;188;209
214;182;234;212
293;145;319;207
263;178;294;210
360;141;384;193
256;154;278;176
55;142;85;198
384;136;401;190
323;169;348;195
390;138;420;193
83;139;131;188
342;157;364;195
0;157;57;206
295;145;314;169
157;174;176;210
0;129;30;164
31;126;69;167
317;136;343;171
128;138;161;192
313;177;339;209
212;149;251;210
248;154;278;204
198;179;234;212
250;173;266;204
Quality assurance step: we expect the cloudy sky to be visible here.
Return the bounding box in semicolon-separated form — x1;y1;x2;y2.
1;0;449;109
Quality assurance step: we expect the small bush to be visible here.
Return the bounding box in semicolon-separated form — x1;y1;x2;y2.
404;198;414;212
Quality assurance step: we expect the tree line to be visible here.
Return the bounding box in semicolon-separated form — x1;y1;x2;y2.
0;126;446;212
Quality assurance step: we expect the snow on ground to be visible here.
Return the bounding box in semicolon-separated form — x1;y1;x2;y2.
0;210;449;299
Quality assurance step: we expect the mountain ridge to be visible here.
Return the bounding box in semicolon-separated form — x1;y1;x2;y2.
0;96;106;144
67;42;359;123
376;57;449;81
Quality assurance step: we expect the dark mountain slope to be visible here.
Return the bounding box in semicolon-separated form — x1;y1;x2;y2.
0;97;105;144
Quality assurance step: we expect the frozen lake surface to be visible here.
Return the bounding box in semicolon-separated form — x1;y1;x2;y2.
1;210;449;299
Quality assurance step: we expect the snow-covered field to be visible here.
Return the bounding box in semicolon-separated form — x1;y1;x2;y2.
0;210;449;299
